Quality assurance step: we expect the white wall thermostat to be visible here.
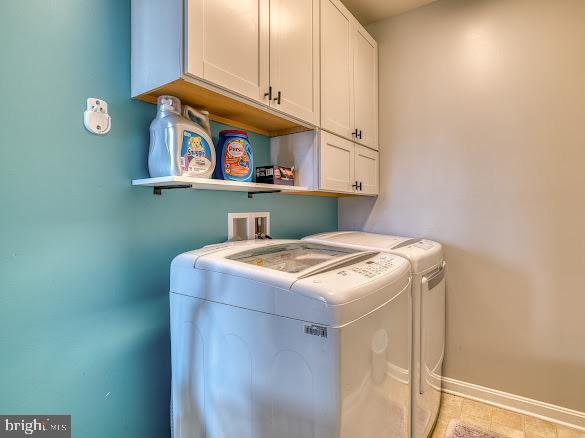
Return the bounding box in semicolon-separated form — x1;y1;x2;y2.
84;98;111;135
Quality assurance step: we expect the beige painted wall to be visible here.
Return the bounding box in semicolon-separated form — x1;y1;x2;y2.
339;0;585;412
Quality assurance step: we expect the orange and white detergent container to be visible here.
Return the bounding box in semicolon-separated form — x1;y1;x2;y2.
214;130;254;182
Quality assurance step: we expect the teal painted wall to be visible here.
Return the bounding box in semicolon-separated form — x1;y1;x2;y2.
0;1;337;437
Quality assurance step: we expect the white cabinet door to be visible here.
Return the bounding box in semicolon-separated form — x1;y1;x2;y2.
185;0;270;103
269;0;319;124
353;27;378;150
354;145;379;195
320;132;355;193
320;0;354;139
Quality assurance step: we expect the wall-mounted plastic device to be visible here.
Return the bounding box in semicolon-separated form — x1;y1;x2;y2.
84;98;111;135
228;212;271;241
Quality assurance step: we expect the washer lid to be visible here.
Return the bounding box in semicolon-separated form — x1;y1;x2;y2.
173;240;411;326
304;231;443;274
195;240;375;289
289;251;411;326
306;231;406;249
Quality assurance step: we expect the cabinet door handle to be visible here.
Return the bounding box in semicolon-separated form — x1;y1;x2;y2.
359;181;363;190
353;128;359;138
352;180;361;190
273;91;281;105
264;86;272;100
358;130;362;139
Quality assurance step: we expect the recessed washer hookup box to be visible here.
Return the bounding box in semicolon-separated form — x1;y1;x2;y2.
255;165;295;185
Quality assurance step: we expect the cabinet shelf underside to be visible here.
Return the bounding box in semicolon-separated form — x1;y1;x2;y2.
135;78;312;137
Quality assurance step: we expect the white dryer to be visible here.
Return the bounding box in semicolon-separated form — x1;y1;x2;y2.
303;232;446;438
170;240;412;438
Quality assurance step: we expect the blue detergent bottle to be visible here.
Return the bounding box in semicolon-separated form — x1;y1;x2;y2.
215;130;254;182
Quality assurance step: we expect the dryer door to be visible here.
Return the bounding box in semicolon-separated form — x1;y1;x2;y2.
420;261;446;394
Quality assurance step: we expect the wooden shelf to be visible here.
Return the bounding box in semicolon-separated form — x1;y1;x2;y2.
135;77;313;137
132;177;369;198
132;176;312;196
131;177;361;197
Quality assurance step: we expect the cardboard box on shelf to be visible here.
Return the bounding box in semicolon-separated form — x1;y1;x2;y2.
255;165;295;186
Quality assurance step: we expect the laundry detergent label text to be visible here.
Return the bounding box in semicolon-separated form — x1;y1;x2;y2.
223;139;251;178
180;130;213;175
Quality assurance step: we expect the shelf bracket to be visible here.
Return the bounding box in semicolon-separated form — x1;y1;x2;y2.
153;185;192;195
247;190;281;199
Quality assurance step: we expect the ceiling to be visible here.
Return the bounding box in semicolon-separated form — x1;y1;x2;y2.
341;0;436;24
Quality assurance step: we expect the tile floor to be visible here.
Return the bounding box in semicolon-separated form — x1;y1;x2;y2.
432;393;585;438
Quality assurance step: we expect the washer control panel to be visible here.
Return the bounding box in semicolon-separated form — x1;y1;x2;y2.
296;252;410;296
348;254;397;279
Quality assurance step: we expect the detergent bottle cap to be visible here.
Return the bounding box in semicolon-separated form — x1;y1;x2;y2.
157;95;181;114
219;129;248;137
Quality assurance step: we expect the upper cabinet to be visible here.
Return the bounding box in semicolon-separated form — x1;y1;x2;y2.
320;131;355;193
269;0;320;124
132;0;320;135
353;28;378;150
354;144;379;195
186;0;319;124
132;0;375;141
320;0;354;140
319;131;379;195
320;0;378;150
185;0;270;103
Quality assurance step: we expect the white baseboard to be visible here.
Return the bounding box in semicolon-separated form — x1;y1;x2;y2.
442;376;585;432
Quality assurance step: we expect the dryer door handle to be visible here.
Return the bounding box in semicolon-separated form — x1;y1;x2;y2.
426;262;446;290
420;261;447;395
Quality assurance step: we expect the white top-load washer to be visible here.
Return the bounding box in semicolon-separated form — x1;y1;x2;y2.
303;232;445;438
170;240;412;438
